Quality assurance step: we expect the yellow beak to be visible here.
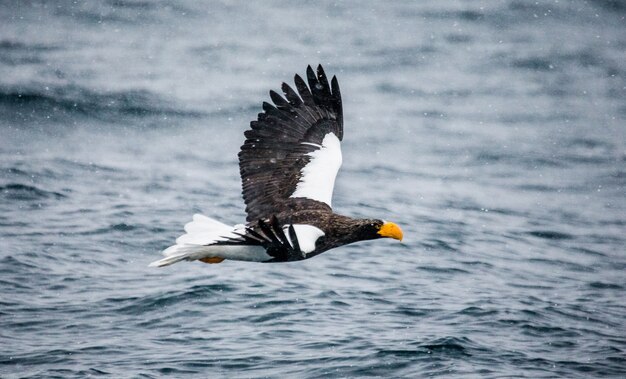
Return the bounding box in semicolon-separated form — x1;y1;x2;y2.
377;221;403;241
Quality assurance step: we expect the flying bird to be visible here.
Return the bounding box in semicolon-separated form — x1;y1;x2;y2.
150;65;403;267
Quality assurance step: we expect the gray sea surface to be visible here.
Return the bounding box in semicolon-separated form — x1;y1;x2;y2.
1;1;625;378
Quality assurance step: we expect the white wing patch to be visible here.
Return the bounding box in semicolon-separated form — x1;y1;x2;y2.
283;224;325;254
290;132;342;207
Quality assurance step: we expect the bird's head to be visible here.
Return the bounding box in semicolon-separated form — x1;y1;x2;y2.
360;219;403;242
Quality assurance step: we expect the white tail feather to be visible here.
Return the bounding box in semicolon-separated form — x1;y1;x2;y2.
149;214;272;267
149;244;218;267
173;214;233;247
185;214;231;233
149;244;271;267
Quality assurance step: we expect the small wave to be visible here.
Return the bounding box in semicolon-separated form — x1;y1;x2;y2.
588;281;623;290
51;158;118;173
245;311;295;323
1;167;30;177
1;166;62;182
590;0;626;11
0;40;55;51
417;266;470;275
520;323;580;338
526;230;573;240
457;306;499;317
418;10;485;22
0;183;66;201
419;336;474;355
1;349;77;366
544;305;619;327
107;0;155;10
567;137;611;149
446;33;473;43
0;39;59;65
110;223;136;232
509;47;615;77
377;336;485;359
110;284;234;314
0;85;204;123
508;282;553;290
375;348;431;358
459;260;495;269
420;239;458;252
571;247;606;257
392;306;435;317
517;184;557;192
0;256;39;272
513;57;554;71
250;299;299;309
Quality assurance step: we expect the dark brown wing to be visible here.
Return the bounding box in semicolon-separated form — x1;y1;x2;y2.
238;65;343;222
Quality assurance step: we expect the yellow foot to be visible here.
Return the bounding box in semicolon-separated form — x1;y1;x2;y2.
199;257;225;264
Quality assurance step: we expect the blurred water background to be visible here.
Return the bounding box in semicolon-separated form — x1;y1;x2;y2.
1;1;625;377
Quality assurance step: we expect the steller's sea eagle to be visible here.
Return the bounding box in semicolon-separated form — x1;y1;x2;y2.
150;65;403;267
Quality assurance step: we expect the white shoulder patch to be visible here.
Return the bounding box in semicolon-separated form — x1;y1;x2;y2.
283;224;325;254
290;132;342;208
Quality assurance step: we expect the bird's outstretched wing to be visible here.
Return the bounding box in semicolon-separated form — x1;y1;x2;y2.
239;65;344;222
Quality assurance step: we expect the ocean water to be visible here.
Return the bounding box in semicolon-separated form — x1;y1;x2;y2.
1;1;625;377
